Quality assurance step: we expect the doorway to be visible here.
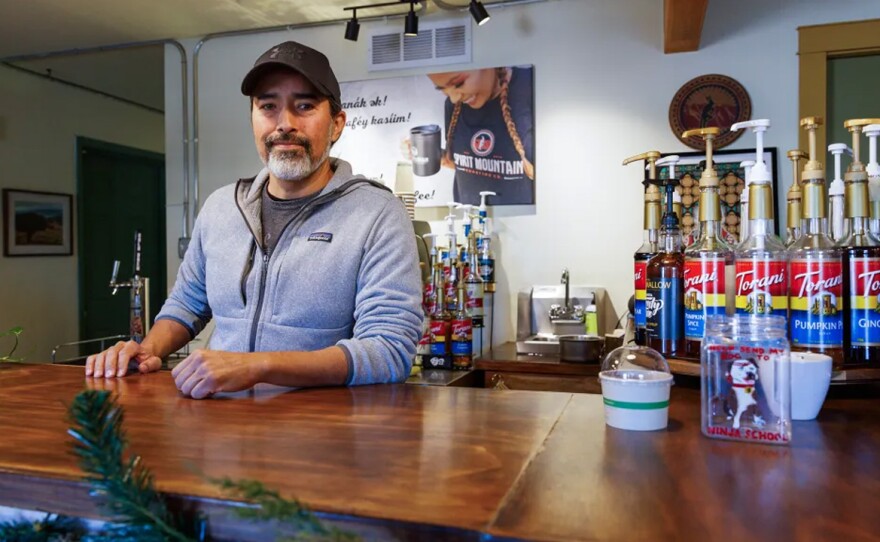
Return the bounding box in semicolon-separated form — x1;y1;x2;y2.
76;137;166;345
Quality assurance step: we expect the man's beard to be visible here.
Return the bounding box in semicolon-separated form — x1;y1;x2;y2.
264;128;332;182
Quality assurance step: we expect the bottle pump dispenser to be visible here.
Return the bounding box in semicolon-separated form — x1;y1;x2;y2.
828;143;852;242
739;159;755;241
730;119;787;317
786;150;807;246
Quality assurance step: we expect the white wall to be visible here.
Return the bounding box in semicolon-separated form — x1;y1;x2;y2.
0;64;164;362
163;0;880;347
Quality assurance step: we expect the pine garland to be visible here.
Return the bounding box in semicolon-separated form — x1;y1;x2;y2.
0;513;86;541
60;390;357;542
0;326;23;362
67;390;205;542
210;477;359;542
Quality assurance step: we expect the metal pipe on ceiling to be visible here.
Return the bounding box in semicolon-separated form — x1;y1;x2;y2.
1;40;192;241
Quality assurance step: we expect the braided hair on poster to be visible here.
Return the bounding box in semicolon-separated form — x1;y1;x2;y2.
444;68;535;181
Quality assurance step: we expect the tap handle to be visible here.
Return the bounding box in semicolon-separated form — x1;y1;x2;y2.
132;230;143;276
110;260;121;285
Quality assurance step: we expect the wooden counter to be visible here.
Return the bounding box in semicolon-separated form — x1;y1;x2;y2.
1;363;880;541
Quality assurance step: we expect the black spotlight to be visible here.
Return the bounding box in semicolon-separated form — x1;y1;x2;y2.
404;2;418;36
345;12;360;41
469;0;490;26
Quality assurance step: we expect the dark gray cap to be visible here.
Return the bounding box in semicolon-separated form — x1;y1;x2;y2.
240;41;341;108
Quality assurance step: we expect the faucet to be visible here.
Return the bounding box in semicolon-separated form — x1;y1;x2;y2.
561;268;571;311
549;267;584;322
109;230;149;343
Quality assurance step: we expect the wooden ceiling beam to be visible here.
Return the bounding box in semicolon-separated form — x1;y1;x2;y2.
664;0;709;54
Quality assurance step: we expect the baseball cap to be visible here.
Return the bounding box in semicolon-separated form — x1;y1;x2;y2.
240;41;341;108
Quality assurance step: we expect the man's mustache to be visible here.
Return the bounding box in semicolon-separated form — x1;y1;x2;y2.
266;133;312;153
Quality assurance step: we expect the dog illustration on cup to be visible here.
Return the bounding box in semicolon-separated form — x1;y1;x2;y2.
726;358;765;429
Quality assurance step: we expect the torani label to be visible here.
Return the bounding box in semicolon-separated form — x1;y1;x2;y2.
430;319;450;356
684;257;726;340
465;281;484;327
847;257;880;346
789;259;843;348
451;319;473;355
735;259;788;315
634;258;649;331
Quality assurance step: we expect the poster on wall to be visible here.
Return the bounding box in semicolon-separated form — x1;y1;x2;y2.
334;65;535;207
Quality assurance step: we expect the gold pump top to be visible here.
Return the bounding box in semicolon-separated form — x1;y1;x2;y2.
843;118;880;130
787;150;805;192
800;117;825;181
623;151;661;180
844;119;880;180
681;127;721;188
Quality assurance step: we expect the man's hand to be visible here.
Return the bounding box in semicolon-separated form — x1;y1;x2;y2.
85;341;162;378
171;349;263;399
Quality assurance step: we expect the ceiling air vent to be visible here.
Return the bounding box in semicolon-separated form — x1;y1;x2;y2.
369;20;471;71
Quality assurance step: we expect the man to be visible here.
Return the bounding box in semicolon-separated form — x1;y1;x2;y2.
85;41;423;399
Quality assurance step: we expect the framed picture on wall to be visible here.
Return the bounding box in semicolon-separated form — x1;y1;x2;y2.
3;189;74;257
658;148;780;244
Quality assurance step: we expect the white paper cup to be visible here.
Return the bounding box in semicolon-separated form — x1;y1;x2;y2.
790;352;832;421
599;369;673;431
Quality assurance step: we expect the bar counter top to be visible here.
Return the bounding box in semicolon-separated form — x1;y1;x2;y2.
1;363;879;541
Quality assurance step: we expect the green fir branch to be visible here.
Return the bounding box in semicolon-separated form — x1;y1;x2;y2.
0;326;24;362
0;513;86;541
67;390;204;542
209;477;359;542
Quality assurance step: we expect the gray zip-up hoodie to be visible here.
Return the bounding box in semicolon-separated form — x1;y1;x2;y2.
155;158;423;385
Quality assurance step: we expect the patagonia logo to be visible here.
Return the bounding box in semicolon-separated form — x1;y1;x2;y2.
308;232;333;243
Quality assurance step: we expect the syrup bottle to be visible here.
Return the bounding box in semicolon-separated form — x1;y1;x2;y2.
451;264;474;370
428;262;452;369
788;117;844;368
680;128;733;360
840;119;880;366
624;151;662;345
730;119;788;319
646;168;684;357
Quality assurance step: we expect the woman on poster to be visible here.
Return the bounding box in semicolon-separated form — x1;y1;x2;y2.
428;65;535;206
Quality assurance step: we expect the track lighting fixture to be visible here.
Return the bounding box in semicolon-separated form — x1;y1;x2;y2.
345;10;360;41
469;0;490;26
342;1;422;41
404;1;419;36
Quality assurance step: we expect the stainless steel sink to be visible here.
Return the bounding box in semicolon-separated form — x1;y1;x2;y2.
516;334;560;355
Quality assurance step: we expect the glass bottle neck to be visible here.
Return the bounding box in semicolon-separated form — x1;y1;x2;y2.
748;218;776;237
662;229;682;252
801;217;828;236
846;216;870;237
645;228;659;244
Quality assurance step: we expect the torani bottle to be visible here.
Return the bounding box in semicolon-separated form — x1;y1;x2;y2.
680;129;734;360
788;117;844;368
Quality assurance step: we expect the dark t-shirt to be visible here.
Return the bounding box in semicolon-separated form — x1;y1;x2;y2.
261;183;320;254
444;66;535;206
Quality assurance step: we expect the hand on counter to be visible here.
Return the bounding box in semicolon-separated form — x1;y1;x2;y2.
171;349;262;400
85;340;162;378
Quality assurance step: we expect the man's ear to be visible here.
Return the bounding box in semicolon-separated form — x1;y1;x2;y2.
332;110;347;143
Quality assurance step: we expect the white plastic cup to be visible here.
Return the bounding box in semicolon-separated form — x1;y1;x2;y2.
599;369;673;431
790;352;832;421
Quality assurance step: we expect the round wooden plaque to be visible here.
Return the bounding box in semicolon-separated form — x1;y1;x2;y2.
669;74;751;150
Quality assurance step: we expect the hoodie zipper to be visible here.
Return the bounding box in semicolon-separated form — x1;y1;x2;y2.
235;177;391;352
